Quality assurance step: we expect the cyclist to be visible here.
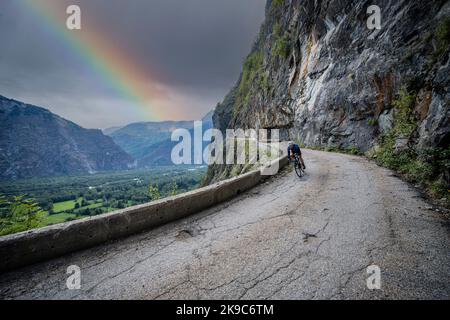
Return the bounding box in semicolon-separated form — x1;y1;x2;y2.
287;141;306;170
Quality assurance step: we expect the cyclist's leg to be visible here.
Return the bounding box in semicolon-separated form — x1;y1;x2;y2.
299;153;306;169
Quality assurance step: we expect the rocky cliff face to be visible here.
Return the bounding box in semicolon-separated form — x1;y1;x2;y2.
0;96;135;180
209;0;449;186
216;0;449;148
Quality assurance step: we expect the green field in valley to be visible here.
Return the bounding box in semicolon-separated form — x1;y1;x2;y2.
0;166;207;233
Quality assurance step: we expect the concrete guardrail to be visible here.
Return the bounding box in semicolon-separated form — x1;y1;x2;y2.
0;154;288;272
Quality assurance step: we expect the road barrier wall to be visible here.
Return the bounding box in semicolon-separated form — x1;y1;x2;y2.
0;154;288;272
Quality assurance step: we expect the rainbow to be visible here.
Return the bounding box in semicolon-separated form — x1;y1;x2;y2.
17;0;177;121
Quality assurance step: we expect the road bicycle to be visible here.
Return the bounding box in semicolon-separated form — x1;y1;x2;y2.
293;154;305;178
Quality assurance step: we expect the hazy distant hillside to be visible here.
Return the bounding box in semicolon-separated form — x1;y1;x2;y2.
107;120;195;159
137;110;213;167
102;126;123;136
0;95;135;180
107;110;214;167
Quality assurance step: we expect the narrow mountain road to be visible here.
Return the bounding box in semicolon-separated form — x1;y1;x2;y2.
1;150;449;300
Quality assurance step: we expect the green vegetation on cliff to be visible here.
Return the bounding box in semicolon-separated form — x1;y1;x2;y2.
232;47;267;121
271;0;284;10
272;22;291;58
374;88;449;203
433;16;450;60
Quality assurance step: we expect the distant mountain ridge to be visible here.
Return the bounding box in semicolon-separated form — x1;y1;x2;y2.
102;126;122;136
107;110;214;166
0;95;135;180
106;120;195;159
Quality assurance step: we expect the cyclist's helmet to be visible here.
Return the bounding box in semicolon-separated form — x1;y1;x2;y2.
288;141;294;147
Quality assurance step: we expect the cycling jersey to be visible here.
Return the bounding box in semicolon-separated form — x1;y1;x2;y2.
287;144;301;158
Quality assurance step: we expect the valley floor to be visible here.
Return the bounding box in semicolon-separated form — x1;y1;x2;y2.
0;150;449;299
0;165;206;231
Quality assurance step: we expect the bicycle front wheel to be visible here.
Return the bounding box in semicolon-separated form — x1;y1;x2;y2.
294;162;304;178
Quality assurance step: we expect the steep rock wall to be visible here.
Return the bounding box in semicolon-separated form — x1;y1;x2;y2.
214;0;449;151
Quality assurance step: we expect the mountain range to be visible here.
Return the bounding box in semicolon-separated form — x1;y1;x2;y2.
105;120;195;159
105;110;214;166
0;95;213;179
0;95;135;180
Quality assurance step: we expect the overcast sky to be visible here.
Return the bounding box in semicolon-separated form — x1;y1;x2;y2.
0;0;266;128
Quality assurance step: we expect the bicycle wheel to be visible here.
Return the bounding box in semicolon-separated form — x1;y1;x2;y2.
294;161;304;178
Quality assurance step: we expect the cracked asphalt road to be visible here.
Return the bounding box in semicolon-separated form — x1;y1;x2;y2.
0;149;449;300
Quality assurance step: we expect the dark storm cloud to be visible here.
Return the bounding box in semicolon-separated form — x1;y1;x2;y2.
0;0;266;128
85;0;267;87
